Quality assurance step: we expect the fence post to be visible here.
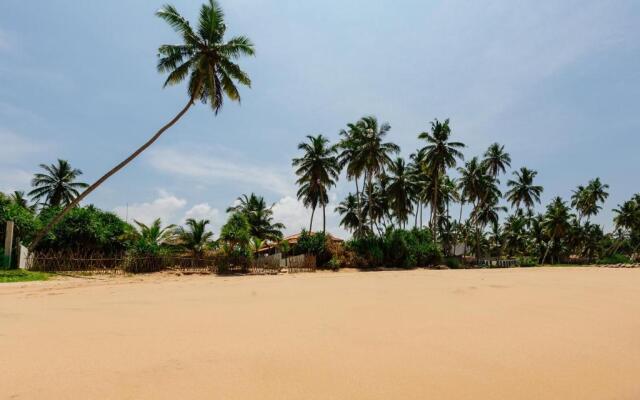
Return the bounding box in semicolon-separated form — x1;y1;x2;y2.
3;220;14;268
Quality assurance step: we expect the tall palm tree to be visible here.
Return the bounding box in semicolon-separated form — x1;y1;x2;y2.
292;135;340;233
418;118;465;237
408;150;431;228
227;193;285;241
506;167;543;212
541;197;572;264
177;218;214;257
482;143;511;178
353;116;399;233
337;122;366;229
29;0;255;250
583;178;609;221
29;159;88;207
570;185;588;223
386;158;415;228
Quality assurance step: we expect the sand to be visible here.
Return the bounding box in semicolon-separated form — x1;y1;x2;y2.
1;267;640;399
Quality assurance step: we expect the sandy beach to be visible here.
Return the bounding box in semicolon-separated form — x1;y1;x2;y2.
1;267;639;399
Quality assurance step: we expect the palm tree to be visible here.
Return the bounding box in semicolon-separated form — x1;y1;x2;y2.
584;178;609;221
506;167;543;212
227;193;285;241
129;218;177;249
28;159;88;207
418;118;465;237
10;191;33;210
338;122;366;230
408;150;431;228
386;158;415;228
613;199;639;233
482;143;511;178
541;197;572;264
292;135;340;233
29;0;255;250
177;218;214;257
352;116;399;233
570;185;588;223
335;193;365;235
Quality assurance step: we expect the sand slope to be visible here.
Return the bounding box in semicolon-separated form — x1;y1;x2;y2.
1;267;640;399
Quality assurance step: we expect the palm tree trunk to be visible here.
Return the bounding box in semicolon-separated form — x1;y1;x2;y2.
367;172;374;233
29;97;195;251
432;170;439;239
309;205;316;232
414;200;419;228
355;176;362;231
322;203;326;233
541;234;554;265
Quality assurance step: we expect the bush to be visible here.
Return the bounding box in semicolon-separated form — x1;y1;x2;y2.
596;253;632;265
293;230;332;265
443;257;461;269
346;228;441;269
518;256;538;267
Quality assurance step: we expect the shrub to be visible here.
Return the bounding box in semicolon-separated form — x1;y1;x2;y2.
517;256;538;267
293;230;332;266
596;253;632;265
443;257;461;269
346;228;441;268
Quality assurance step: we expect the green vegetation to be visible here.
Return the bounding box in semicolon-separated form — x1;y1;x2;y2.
1;1;638;275
0;269;49;283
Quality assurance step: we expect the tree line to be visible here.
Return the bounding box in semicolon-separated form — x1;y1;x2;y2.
292;116;640;264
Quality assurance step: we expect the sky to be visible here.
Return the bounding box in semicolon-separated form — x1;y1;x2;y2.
1;0;639;238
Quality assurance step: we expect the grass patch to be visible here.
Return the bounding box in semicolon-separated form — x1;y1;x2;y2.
0;269;50;283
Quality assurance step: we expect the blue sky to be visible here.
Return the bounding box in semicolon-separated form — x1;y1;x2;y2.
1;0;639;237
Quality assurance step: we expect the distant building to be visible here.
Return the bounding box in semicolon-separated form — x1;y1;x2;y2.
257;231;344;256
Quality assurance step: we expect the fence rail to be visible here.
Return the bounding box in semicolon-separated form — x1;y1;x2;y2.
26;251;316;275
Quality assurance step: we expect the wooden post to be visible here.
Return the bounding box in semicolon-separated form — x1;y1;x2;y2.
4;220;14;268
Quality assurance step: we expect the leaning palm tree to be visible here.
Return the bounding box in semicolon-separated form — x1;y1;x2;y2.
29;0;255;250
506;167;543;212
482;143;511;178
292;135;340;233
570;185;588;223
418;118;465;237
28;159;88;207
177;218;214;257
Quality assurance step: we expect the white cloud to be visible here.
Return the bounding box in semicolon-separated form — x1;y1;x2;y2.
113;191;187;226
271;195;349;239
183;203;223;234
147;147;293;197
0;168;31;193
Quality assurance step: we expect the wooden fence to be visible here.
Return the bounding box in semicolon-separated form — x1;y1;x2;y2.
478;258;519;268
26;251;315;275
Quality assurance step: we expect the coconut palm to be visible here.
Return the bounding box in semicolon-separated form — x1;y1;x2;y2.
292;135;340;233
482;143;511;178
408;150;431;228
570;185;588;222
506;167;543;212
227;193;284;241
418;118;465;236
386;158;415;228
337;122;366;229
583;178;609;221
28;159;88;208
30;0;255;250
177;218;214;257
613;199;639;233
335;193;366;236
353;116;399;232
541;197;572;264
130;218;177;248
10;191;33;210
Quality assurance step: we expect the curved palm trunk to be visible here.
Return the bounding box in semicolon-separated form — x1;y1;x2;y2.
355;176;362;231
541;234;554;265
367;172;374;233
29;98;195;251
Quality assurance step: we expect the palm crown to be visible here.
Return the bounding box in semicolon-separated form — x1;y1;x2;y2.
156;0;255;112
29;159;88;207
